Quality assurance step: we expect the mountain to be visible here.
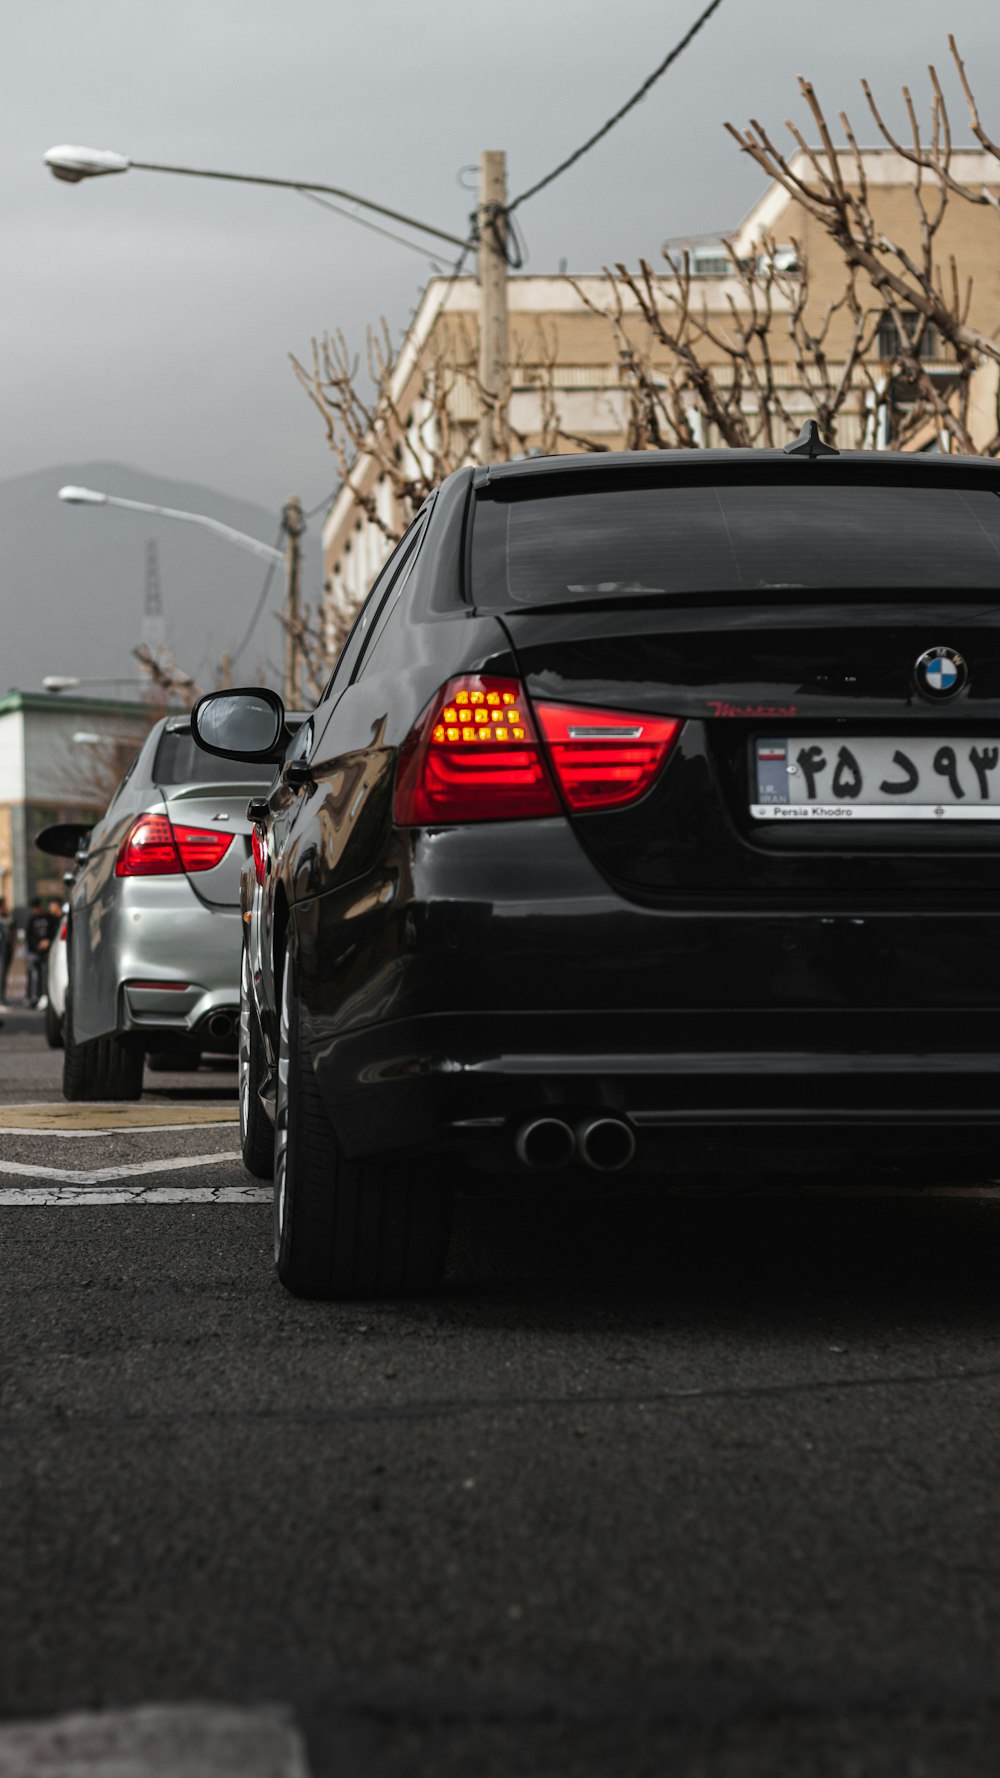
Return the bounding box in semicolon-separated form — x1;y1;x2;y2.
0;463;324;696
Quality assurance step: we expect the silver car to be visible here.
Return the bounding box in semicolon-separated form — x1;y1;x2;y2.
61;714;279;1100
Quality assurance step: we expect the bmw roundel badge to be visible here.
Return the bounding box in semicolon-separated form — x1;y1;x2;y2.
914;646;968;701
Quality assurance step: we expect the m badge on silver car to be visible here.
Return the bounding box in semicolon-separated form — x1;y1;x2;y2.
915;646;967;701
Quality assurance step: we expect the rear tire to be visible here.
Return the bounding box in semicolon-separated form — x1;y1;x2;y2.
44;999;64;1050
239;947;274;1180
273;957;453;1299
63;989;144;1102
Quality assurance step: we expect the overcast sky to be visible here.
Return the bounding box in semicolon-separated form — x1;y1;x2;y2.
5;0;998;515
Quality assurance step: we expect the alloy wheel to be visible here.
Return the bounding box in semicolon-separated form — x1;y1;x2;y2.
238;948;252;1145
272;956;291;1263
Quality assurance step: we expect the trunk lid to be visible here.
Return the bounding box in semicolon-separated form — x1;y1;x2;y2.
152;723;267;908
503;598;1000;901
156;781;256;907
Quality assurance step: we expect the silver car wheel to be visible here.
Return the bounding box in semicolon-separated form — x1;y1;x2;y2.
273;956;291;1264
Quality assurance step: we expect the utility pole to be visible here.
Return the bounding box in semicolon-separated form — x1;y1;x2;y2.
477;150;508;463
282;495;304;708
142;539;166;659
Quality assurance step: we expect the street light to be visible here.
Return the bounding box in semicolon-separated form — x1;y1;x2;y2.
44;146;130;183
42;140;505;448
42;144;468;249
43;675;150;694
57;485;302;703
58;487;283;567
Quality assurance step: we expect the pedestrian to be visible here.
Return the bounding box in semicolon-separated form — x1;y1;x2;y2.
24;896;52;1008
0;898;11;1011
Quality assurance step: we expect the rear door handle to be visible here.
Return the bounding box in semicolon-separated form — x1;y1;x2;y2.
284;760;312;790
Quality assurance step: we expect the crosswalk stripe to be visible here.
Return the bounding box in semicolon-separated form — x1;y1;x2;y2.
0;1151;242;1186
0;1702;310;1774
0;1185;270;1205
0;1121;238;1139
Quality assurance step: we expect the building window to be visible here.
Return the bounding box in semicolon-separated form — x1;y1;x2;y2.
878;310;941;361
690;252;731;278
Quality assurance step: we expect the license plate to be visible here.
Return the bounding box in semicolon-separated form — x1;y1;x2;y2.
752;735;1000;820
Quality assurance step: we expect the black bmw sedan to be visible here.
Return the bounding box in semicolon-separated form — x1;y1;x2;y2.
193;433;1000;1298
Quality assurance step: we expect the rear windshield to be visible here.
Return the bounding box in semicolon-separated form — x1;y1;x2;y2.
153;727;272;788
471;478;1000;606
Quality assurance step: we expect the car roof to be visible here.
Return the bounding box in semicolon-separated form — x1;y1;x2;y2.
472;445;1000;494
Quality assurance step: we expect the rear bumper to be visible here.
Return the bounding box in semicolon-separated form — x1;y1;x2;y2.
291;822;1000;1164
302;1007;1000;1165
119;900;242;1045
73;878;243;1046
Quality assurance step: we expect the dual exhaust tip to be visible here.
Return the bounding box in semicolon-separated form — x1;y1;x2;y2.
515;1115;636;1173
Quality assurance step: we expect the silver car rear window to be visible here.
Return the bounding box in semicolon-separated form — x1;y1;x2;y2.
153;728;271;787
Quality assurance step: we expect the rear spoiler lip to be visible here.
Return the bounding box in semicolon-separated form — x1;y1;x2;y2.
487;586;996;621
472;450;1000;497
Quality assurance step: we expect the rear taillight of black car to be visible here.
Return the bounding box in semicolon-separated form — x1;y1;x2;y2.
534;700;683;811
394;676;682;824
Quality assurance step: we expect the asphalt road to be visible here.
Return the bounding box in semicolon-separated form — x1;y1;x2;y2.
3;1006;1000;1775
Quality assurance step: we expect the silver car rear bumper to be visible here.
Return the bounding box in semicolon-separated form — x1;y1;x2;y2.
72;873;243;1045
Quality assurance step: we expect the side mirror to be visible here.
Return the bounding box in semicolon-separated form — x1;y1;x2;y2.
191;688;287;762
35;822;93;859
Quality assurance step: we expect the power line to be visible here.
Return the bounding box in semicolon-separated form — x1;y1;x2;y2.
508;0;727;213
229;531;283;669
482;203;527;270
296;187;458;266
129;157;468;249
433;238;475;312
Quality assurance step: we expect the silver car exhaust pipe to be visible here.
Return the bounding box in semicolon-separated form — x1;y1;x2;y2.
515;1117;576;1171
207;1011;235;1041
576;1116;636;1172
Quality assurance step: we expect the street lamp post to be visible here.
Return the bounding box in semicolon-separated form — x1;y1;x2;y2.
57;485;303;705
58;486;284;566
42;146;468;251
43;676;150;694
43;142;508;457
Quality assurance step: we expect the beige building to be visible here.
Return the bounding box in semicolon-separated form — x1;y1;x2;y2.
0;693;157;913
322;149;1000;617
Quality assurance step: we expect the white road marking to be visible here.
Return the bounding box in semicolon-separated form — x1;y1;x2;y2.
0;1185;270;1205
0;1151;242;1186
0;1702;311;1776
0;1121;237;1138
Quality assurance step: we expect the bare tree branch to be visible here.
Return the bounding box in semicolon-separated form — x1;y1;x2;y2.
298;39;1000;675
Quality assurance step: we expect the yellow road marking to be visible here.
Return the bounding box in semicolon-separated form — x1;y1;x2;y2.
0;1103;238;1131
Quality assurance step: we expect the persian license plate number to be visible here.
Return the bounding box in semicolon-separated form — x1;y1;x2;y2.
752;735;1000;820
